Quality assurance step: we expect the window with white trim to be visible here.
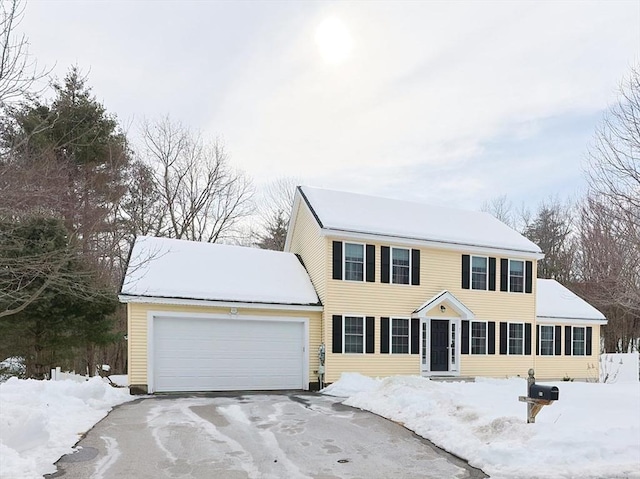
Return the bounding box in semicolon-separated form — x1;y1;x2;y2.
344;316;364;353
391;248;410;284
509;260;524;293
471;256;488;290
508;323;524;355
471;321;487;354
539;325;554;356
572;326;585;356
344;243;364;281
391;318;410;354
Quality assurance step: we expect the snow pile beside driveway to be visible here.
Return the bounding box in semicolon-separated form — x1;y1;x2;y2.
323;374;640;479
0;376;134;479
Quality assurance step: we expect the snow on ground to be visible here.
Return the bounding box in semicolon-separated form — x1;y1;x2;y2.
0;377;134;479
323;374;640;479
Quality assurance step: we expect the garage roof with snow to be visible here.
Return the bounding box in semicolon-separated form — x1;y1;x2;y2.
536;279;606;322
298;186;542;255
120;236;320;306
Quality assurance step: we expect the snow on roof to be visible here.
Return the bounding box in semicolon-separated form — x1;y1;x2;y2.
299;186;542;254
536;279;606;321
121;236;320;305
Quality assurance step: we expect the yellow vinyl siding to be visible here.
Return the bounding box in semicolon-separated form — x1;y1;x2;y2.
287;202;328;305
534;323;601;381
127;302;322;388
323;239;538;382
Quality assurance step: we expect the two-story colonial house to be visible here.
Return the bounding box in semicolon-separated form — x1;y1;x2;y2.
120;186;606;393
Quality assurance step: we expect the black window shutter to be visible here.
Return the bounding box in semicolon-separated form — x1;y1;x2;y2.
461;255;470;289
332;315;343;353
500;259;508;291
366;245;375;282
410;318;420;354
488;322;496;354
525;323;532;355
381;247;390;283
332;242;342;280
536;325;540;355
411;249;420;286
380;317;389;353
489;257;496;291
565;326;572;356
499;322;508;355
555;326;562;356
586;327;593;355
461;320;470;354
525;261;533;293
366;316;375;353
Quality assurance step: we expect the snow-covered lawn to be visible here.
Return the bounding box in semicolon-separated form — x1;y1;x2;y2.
0;376;134;479
323;373;640;479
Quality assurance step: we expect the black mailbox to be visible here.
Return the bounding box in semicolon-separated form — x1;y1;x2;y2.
529;384;559;401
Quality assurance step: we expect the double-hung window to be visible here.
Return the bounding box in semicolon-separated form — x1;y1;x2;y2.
391;248;410;285
344;243;364;281
572;327;585;356
471;321;487;354
509;260;524;293
344;316;364;353
391;318;410;353
471;256;488;290
539;325;555;356
508;323;524;355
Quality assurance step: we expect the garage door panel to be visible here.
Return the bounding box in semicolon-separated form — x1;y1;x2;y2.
153;316;305;392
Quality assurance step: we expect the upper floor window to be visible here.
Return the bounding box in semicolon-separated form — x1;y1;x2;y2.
332;241;375;282
471;321;487;354
509;260;524;293
471;256;488;290
508;322;524;355
381;246;420;285
391;318;410;353
572;327;585;356
539;325;555;355
392;248;410;284
344;243;364;281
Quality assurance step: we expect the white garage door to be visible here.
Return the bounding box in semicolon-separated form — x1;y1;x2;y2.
152;316;305;392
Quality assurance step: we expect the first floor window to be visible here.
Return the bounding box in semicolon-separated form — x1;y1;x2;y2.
392;248;410;284
539;325;554;355
471;321;487;354
344;316;364;353
344;243;364;281
508;323;524;355
391;318;409;353
509;260;524;293
572;327;585;356
471;256;488;290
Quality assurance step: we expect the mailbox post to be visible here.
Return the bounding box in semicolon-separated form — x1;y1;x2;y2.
518;369;559;423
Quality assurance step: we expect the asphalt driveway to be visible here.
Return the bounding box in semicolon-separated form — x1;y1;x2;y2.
48;393;486;479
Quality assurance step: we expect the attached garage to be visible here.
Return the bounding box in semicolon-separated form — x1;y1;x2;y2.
152;315;307;392
120;236;322;394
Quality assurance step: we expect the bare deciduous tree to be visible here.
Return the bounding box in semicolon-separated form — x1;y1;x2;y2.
0;0;49;106
255;177;299;251
137;116;254;243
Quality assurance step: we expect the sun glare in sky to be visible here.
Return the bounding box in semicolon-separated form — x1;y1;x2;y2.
315;17;353;65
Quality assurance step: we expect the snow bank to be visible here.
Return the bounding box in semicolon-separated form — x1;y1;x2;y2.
321;372;380;397
601;352;639;383
326;373;640;479
0;377;134;478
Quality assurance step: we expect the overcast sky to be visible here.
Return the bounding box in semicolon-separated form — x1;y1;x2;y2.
21;0;640;210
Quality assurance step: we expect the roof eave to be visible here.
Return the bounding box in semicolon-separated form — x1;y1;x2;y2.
118;294;323;312
319;227;544;259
